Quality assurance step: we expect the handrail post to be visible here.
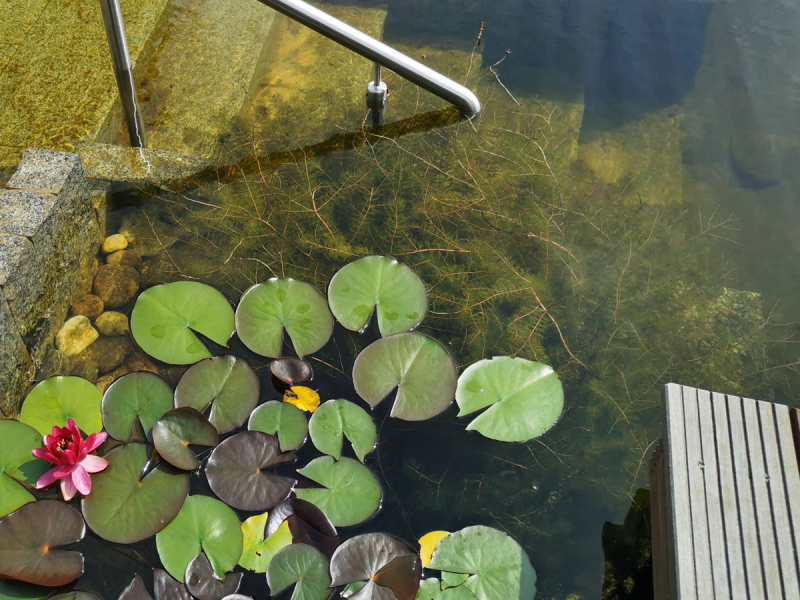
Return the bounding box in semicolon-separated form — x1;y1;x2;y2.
98;0;147;148
366;62;388;127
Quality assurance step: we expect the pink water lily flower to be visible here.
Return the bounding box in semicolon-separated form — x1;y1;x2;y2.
31;418;109;501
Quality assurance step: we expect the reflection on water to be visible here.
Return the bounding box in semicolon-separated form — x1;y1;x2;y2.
42;0;800;597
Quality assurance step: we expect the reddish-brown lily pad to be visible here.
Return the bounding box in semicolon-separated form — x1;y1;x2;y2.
205;431;296;511
154;569;192;600
185;554;242;600
152;407;218;470
119;574;153;600
270;357;313;385
0;500;86;586
265;496;339;558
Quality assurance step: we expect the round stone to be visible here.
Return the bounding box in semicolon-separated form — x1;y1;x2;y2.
70;294;104;319
77;336;132;375
106;249;142;268
95;311;130;337
55;316;99;357
93;264;141;309
102;234;129;254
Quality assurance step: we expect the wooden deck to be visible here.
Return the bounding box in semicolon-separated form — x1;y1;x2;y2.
651;383;800;599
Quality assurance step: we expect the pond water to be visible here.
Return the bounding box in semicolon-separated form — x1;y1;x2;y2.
9;0;800;598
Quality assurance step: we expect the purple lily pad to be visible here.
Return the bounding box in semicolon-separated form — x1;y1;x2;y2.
152;407;218;470
185;554;242;600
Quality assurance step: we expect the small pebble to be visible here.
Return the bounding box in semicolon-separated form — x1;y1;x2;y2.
93;264;141;308
55;316;99;357
95;311;130;336
106;249;142;268
96;375;115;393
70;294;104;319
102;234;128;254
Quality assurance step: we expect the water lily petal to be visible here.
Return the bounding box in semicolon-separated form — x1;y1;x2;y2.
81;454;109;474
83;432;108;453
71;465;92;496
32;447;59;464
61;477;77;501
65;418;80;437
36;464;76;489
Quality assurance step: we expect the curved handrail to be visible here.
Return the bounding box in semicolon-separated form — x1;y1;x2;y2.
254;0;482;119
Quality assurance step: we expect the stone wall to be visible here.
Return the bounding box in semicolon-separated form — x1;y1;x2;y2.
0;149;104;416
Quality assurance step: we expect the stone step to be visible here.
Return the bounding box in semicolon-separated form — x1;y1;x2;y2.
0;0;174;169
137;0;281;159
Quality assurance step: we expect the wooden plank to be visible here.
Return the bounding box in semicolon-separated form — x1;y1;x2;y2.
681;385;715;599
728;394;766;599
711;392;747;598
664;383;698;599
650;446;672;600
759;401;800;596
697;388;729;597
742;396;783;598
775;405;800;585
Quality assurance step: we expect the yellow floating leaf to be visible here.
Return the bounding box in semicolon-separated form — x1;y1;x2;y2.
419;530;450;567
240;512;292;572
284;386;321;413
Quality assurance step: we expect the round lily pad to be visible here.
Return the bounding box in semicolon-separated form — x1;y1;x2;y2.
119;574;152;600
0;500;85;586
82;442;189;544
249;401;308;452
308;399;376;462
185;553;242;600
427;526;537;600
102;372;174;442
235;278;333;358
328;256;427;336
352;333;457;421
131;281;235;365
152;407;218;470
456;357;564;442
330;533;420;600
294;456;381;527
205;431;296;512
49;594;101;600
174;355;259;434
0;420;48;518
20;376;103;436
154;568;192;600
239;513;292;573
266;544;331;600
156;495;243;583
270;357;313;385
265;497;339;558
416;579;477;600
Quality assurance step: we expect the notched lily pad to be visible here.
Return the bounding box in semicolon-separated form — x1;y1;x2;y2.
119;574;153;600
206;431;296;512
0;500;85;586
271;357;313;385
266;544;331;600
102;372;174;442
185;553;242;600
330;533;420;600
415;579;476;600
235;278;333;358
249;401;308;452
153;407;218;470
0;420;48;518
20;376;103;436
265;496;339;558
239;513;292;573
131;281;235;365
352;333;457;421
154;568;192;600
295;456;381;527
174;355;259;434
49;594;102;600
308;399;376;462
328;256;428;336
82;442;189;544
456;357;564;442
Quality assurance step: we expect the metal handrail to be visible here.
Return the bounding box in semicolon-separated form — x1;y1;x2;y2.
99;0;481;149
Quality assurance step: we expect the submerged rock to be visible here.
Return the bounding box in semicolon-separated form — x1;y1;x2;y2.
55;316;99;357
93;264;141;308
106;249;142;268
102;234;128;254
95;311;130;337
125;351;159;375
78;336;132;375
95;375;115;393
70;294;104;319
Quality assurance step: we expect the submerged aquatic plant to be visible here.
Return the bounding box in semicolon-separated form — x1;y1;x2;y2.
32;418;108;501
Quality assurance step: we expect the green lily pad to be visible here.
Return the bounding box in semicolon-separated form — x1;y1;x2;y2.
82;443;189;544
308;400;376;462
415;579;477;600
174;355;259;434
0;420;48;518
20;376;103;436
235;278;333;358
239;512;293;573
352;333;457;421
249;401;308;452
0;579;50;600
152;407;218;470
155;495;243;583
266;544;331;600
0;500;85;587
456;357;564;442
294;456;381;527
131;281;235;365
328;256;427;336
102;373;174;442
427;526;536;600
441;572;469;590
